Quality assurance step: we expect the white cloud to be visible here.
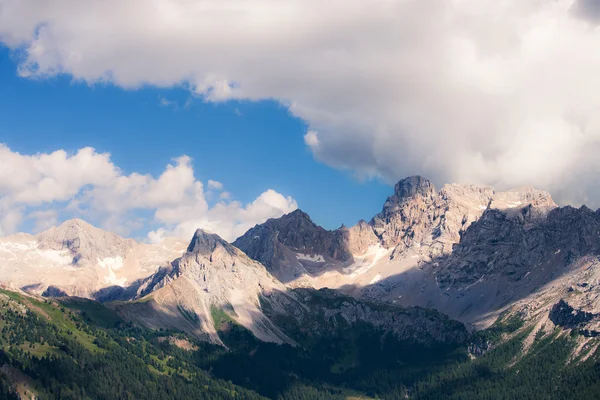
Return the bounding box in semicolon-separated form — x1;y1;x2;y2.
148;189;297;243
0;144;297;241
2;0;600;205
158;96;177;109
207;180;223;191
28;209;58;233
304;130;319;150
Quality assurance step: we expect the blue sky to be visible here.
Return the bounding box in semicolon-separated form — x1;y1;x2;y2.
0;45;393;235
1;0;599;240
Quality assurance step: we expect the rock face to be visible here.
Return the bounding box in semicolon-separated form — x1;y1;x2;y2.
549;299;597;330
436;204;600;290
233;209;352;284
262;288;469;346
113;229;294;345
236;175;600;330
370;176;439;249
4;174;600;348
0;219;186;298
113;229;466;348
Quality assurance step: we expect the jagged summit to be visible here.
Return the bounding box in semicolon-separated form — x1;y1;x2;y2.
234;175;594;330
284;208;312;220
186;229;236;256
122;228;292;345
272;208;319;230
393;175;436;200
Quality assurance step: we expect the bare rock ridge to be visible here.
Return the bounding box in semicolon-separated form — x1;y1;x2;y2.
114;228;295;345
393;175;436;199
2;174;599;347
233;209;352;284
112;228;467;347
235;175;600;330
186;228;237;257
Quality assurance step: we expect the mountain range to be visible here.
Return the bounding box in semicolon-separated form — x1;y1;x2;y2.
3;176;600;398
2;175;600;354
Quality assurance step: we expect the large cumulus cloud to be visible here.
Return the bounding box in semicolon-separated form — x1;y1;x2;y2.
2;0;600;205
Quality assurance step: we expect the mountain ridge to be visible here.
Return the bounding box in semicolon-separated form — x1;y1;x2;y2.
234;175;600;332
1;175;598;347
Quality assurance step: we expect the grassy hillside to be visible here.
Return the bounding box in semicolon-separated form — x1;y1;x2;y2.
0;289;266;400
1;288;600;399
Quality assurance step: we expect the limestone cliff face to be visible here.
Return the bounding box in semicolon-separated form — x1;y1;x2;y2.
114;229;467;348
436;203;600;289
233;209;353;283
235;175;600;331
115;229;294;345
345;220;379;256
236;176;556;286
370;176;438;249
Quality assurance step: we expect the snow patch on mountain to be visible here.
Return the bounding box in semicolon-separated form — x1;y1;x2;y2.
296;253;325;263
344;244;390;277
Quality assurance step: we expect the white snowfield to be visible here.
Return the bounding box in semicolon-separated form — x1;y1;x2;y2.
295;253;325;263
0;240;72;267
343;244;390;278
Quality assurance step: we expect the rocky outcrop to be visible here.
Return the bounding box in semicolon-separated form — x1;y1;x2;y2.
436;204;600;289
549;299;597;330
234;175;600;331
262;288;469;346
233;209;354;283
113;229;295;345
42;286;68;298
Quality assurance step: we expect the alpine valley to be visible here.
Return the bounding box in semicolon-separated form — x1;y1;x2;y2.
2;176;600;399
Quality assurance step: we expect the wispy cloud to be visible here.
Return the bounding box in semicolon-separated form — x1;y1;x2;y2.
158;96;178;110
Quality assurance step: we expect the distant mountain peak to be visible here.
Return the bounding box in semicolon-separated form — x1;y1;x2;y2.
393;175;436;200
57;218;97;230
280;209;313;223
186;229;235;256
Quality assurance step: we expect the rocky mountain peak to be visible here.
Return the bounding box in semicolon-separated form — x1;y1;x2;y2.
274;209;319;231
285;208;312;221
233;209;353;282
489;187;557;219
186;229;236;257
57;218;95;230
393;175;436;201
36;218;134;265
